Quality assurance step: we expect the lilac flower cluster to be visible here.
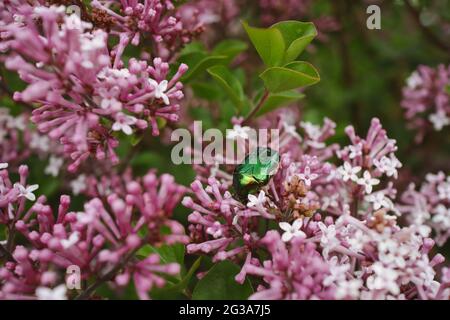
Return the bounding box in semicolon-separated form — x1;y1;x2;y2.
90;0;207;60
1;4;187;172
401;65;450;141
400;172;450;246
184;114;450;300
0;164;187;299
0;108;64;176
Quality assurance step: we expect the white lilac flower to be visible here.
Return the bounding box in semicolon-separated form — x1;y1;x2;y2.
149;79;170;105
348;143;362;159
36;284;67;300
429;111;450;131
300;121;322;140
318;222;340;257
357;171;380;194
226;125;252;140
44;156;64;177
30;133;51;152
112;113;137;135
437;181;450;200
70;174;87;195
432;204;450;228
338;162;361;182
366;192;394;211
335;279;363;299
279;219;306;242
0;163;8;170
14;183;39;201
298;166;319;187
366;262;400;295
406;71;422;89
247;191;266;208
323;256;350;286
373;155;402;178
283;122;301;141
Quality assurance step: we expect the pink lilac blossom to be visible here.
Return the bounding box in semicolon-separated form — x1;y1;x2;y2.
1;5;187;172
401;64;450;141
0;108;64;175
90;0;204;60
185;115;450;299
0;108;30;165
0;165;188;299
400;171;450;246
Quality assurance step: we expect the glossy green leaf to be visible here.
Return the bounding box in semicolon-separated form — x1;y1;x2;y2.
179;52;228;82
207;65;245;110
242;21;285;67
212;39;248;64
256;90;305;116
260;61;320;93
192;260;253;300
271;21;317;63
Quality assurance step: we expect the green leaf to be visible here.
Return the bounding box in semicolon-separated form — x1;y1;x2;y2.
207;65;245;111
191;82;222;101
212;39;248;64
138;243;185;278
271;21;317;63
179;52;228;82
242;21;285;67
260;61;320;93
192;260;253;300
256;90;305;116
445;84;450;95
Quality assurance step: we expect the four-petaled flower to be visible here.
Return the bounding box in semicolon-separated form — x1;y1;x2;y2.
149;79;170;105
298;166;319;186
357;171;380;194
44;156;64;177
338;162;361;182
279;219;306;242
247;191;266;208
429;111;450;131
14;183;39;201
112;113;138;135
366;192;394;210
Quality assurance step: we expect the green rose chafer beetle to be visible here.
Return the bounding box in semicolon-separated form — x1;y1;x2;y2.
232;147;280;202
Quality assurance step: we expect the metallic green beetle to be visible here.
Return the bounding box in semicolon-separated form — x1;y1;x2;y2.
232;147;280;202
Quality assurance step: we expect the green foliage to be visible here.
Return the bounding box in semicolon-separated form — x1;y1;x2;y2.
207;65;246;111
192;261;253;300
271;21;317;64
242;21;286;67
260;61;320;93
179;40;248;83
243;20;320;98
256;90;305;116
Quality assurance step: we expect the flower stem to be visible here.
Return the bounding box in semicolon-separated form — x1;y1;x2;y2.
242;89;269;126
